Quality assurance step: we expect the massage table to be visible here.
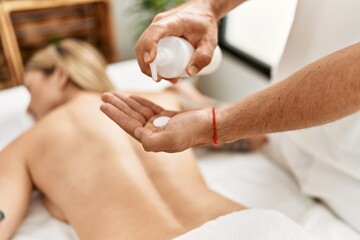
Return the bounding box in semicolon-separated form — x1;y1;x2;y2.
1;60;359;240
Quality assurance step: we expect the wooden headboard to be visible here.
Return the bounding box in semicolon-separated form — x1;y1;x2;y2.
0;0;116;90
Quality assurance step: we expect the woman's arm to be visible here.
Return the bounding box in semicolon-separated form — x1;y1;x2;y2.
0;141;33;239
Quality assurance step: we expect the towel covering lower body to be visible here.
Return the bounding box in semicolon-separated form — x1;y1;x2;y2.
176;209;317;240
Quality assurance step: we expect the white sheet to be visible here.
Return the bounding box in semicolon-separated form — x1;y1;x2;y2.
196;149;360;240
176;209;317;240
1;60;359;239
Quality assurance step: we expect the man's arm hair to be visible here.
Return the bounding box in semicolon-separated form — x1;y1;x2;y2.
217;42;360;143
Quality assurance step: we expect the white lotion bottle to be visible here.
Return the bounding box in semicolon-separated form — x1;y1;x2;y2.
150;36;222;81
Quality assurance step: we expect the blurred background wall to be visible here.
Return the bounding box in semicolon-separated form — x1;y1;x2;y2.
111;0;136;60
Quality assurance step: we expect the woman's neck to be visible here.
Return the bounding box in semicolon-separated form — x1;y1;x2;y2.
62;85;85;104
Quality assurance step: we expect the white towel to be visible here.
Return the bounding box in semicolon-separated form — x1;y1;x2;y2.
176;209;317;240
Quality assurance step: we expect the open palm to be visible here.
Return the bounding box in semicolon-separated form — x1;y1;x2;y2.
101;92;212;152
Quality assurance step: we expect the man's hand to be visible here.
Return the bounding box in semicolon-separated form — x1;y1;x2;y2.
100;92;213;152
135;1;219;82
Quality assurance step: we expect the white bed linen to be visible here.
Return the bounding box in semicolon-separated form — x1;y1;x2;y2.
197;150;360;240
0;60;359;239
176;209;317;240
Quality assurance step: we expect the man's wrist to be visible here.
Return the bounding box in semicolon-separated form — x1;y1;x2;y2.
210;106;230;145
216;106;241;144
197;108;215;146
189;0;221;20
195;0;247;20
207;0;225;20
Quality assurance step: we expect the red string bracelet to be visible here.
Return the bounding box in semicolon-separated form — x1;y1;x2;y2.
212;107;218;145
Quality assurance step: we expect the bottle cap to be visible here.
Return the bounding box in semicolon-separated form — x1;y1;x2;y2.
150;48;175;81
150;62;158;82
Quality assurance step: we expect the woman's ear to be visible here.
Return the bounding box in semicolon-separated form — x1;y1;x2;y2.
53;67;70;90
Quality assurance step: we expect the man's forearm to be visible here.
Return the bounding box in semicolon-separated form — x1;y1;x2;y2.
193;0;246;20
217;42;360;143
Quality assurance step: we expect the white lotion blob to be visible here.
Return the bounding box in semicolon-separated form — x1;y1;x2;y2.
153;116;171;128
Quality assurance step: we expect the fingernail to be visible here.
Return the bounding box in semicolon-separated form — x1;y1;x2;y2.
171;78;180;84
0;211;5;221
188;66;199;76
144;52;151;63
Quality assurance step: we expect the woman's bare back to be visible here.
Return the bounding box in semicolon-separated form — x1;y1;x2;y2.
1;92;243;240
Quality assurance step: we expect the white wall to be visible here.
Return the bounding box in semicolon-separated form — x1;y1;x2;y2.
111;0;137;61
225;0;297;67
199;0;297;102
198;52;269;103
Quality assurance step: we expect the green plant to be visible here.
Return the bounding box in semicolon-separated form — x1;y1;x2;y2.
129;0;186;40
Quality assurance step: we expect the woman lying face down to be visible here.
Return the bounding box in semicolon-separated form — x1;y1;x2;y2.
0;39;246;240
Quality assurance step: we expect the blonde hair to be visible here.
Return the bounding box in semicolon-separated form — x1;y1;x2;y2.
26;38;114;92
